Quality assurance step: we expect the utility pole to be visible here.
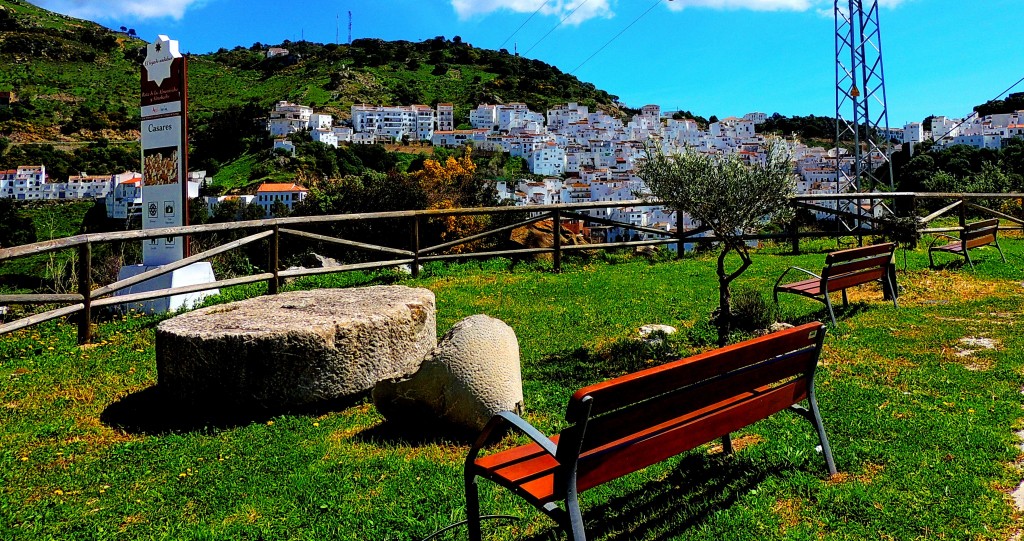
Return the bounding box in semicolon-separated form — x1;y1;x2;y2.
835;0;893;193
348;11;352;44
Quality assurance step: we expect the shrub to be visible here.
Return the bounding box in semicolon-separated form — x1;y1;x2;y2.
727;287;779;333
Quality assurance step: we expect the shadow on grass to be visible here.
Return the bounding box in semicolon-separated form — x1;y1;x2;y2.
532;335;689;388
517;453;794;541
100;385;368;435
354;418;479;447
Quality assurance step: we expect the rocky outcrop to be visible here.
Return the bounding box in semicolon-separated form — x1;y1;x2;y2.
155;286;436;409
373;314;523;432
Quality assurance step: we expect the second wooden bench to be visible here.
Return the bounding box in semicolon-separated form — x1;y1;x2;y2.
773;242;898;325
928;218;1005;270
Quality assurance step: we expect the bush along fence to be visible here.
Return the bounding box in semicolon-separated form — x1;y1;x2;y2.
0;193;1022;344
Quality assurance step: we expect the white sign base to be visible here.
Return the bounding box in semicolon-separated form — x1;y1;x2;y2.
115;262;219;315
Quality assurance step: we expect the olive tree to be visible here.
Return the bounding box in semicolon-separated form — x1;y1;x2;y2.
637;143;796;345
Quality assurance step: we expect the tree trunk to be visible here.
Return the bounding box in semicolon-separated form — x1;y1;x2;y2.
714;244;751;347
715;248;732;347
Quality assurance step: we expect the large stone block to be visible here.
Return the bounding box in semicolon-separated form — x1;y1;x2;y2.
156;286;436;409
373;314;523;432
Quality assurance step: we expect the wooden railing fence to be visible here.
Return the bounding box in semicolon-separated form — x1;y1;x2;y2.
0;193;1021;344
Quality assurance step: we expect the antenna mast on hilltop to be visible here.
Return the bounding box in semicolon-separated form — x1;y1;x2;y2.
348;11;352;44
835;0;893;192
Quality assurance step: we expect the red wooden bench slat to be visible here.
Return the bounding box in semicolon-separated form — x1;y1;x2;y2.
775;277;822;295
569;323;822;417
824;268;886;292
965;234;996;249
574;348;817;452
824;242;895;264
823;252;895;278
576;380;809;492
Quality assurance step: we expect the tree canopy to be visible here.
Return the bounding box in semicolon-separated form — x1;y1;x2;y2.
638;144;795;344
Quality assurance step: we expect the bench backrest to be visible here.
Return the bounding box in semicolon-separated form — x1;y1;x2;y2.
962;219;1000;249
821;242;895;293
557;322;826;492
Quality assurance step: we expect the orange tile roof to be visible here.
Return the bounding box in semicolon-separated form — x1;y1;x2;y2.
257;182;308;193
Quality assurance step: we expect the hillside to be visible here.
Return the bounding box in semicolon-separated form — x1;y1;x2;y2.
0;0;623;146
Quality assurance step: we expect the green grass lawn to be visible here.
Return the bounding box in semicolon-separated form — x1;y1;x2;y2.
1;236;1023;540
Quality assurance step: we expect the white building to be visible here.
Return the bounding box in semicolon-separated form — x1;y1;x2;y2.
0;165;46;200
436;103;454;132
268;101;314;137
903;122;925;145
528;143;567;176
469;104;498;131
205;194;256;216
273;138;296;155
105;173;142;219
743;112;768;125
431;129;488;148
350;104;436;142
255;182;308;217
311;128;338;148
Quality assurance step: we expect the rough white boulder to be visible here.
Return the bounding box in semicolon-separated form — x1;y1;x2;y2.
373;314;523;432
156;286;436;409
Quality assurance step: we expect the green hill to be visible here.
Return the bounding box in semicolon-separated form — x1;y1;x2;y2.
0;0;622;146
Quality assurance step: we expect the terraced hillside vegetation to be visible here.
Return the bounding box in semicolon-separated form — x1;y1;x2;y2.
0;0;622;145
1;236;1023;540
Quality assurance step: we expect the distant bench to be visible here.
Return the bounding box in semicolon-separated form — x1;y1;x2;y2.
773;242;897;325
928;218;1005;270
464;322;836;541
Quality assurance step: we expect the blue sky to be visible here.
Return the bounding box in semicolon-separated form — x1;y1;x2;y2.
34;0;1024;125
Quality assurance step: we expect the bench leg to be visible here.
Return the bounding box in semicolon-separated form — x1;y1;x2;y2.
996;239;1006;263
884;273;898;308
928;247;935;269
965;250;975;270
841;289;849;308
721;433;734;455
466;473;483;541
823;294;837;326
566;490;587;541
808;391;838;476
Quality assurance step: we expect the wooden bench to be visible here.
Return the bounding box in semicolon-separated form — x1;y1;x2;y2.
928;218;1005;270
773;242;897;326
464;322;835;541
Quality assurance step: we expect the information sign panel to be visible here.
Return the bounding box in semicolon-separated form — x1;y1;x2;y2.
140;35;188;266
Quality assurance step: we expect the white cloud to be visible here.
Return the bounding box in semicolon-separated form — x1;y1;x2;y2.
666;0;906;13
665;0;813;12
34;0;203;21
451;0;614;25
451;0;905;23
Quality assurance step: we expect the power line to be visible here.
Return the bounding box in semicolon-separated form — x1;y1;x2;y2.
570;0;664;75
524;0;590;55
498;0;549;51
931;73;1024;144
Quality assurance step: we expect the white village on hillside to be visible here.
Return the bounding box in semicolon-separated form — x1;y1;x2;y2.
4;98;1024;245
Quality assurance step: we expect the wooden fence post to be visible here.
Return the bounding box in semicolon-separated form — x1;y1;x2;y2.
267;225;280;295
959;196;967;229
552;210;562;273
77;241;92;345
411;215;420;278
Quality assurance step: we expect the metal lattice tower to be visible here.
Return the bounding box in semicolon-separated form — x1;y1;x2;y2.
835;0;893;192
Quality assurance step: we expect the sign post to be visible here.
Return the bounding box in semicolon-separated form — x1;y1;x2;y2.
116;35;217;314
141;34;188;262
